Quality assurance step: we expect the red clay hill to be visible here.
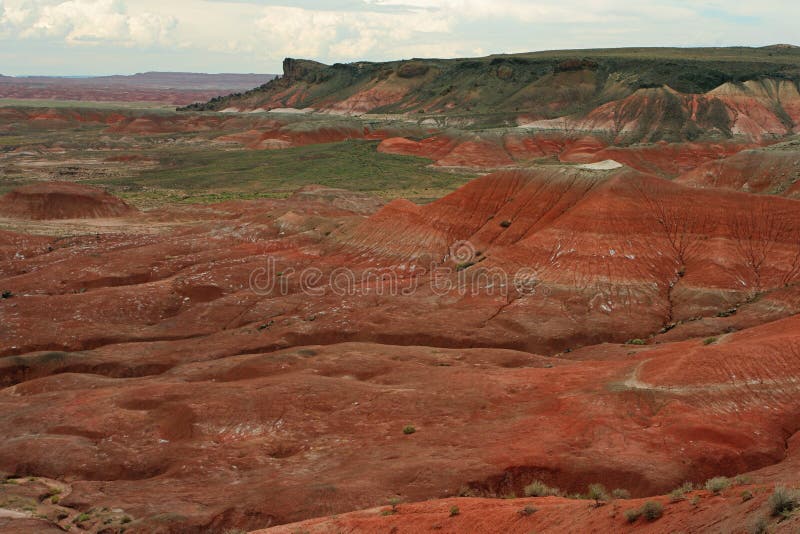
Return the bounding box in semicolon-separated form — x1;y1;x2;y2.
2;46;800;534
2;165;800;532
0;182;136;220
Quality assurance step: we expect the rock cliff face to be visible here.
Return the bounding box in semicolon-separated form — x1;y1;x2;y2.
185;47;800;142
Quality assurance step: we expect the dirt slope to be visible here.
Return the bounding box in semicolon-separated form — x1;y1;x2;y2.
2;174;800;531
0;182;136;220
676;137;800;196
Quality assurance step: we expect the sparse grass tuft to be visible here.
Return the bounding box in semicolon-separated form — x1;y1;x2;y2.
669;482;694;502
587;483;608;505
705;477;731;494
741;490;754;502
449;505;460;517
769;486;798;517
641;501;663;521
519;505;537;516
626;338;646;345
611;488;631;499
750;517;768;534
402;425;416;435
624;508;642;523
524;480;560;497
703;337;718;345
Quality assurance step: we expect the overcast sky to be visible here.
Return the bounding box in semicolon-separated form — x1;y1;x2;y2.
1;0;798;76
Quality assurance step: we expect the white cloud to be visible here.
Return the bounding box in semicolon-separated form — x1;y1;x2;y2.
2;0;176;46
0;0;799;74
252;5;452;60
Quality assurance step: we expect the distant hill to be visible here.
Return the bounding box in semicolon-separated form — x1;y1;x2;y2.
0;72;276;105
182;47;800;138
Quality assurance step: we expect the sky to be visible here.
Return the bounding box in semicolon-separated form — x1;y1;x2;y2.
1;0;798;76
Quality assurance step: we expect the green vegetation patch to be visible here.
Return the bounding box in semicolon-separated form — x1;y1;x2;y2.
97;140;473;202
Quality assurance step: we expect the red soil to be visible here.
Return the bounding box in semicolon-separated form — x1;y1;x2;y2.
261;487;800;534
2;171;800;532
379;131;758;176
0;182;136;220
524;80;800;142
676;144;800;197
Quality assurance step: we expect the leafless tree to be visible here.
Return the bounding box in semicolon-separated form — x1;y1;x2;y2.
632;180;709;325
731;199;800;296
633;181;708;273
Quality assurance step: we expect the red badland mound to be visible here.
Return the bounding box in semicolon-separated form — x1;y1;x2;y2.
523;80;800;142
378;132;757;176
676;142;800;197
2;174;800;531
0;182;136;220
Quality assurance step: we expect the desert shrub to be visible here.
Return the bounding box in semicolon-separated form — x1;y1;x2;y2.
75;513;91;523
50;496;59;504
624;508;642;523
769;486;798;517
449;505;460;517
705;477;731;494
402;425;416;435
121;516;132;524
626;338;646;345
1;290;12;299
524;480;559;497
703;337;717;345
499;220;512;228
641;501;663;521
519;505;536;516
750;517;768;534
587;483;608;505
669;482;694;502
741;490;754;502
611;488;631;499
690;495;700;506
735;474;753;485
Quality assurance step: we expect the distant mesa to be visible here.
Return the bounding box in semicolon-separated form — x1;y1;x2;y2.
182;46;800;143
0;181;136;220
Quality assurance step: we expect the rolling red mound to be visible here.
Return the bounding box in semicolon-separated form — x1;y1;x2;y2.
0;182;136;220
2;170;800;531
522;80;800;142
378;132;759;176
676;141;800;197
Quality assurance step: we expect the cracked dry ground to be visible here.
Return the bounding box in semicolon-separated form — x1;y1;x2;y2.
2;170;800;533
